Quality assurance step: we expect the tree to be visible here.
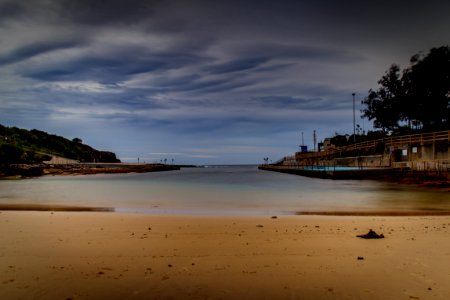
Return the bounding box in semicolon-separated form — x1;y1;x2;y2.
402;46;450;131
362;64;404;132
72;137;83;144
0;144;24;164
362;46;450;132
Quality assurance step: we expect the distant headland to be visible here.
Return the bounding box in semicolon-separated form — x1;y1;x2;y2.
0;124;179;178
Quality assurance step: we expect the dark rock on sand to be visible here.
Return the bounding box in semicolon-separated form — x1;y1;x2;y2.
357;229;384;239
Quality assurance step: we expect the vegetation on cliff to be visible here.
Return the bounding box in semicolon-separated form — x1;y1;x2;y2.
0;124;120;164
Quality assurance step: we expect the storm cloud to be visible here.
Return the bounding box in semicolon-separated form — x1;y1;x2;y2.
1;0;449;164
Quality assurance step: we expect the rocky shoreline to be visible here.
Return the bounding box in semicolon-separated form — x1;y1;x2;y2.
0;163;180;178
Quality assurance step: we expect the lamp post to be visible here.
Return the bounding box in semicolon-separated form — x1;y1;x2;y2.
313;130;316;152
352;93;356;143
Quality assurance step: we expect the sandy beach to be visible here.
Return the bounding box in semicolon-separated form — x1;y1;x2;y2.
1;212;449;299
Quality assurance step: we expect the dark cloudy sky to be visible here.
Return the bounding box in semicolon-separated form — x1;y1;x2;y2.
1;0;449;164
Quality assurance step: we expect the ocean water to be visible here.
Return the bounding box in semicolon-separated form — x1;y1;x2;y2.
0;165;449;215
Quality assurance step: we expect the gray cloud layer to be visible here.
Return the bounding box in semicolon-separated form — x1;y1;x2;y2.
1;0;449;163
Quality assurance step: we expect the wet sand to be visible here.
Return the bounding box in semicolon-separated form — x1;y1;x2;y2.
1;211;450;299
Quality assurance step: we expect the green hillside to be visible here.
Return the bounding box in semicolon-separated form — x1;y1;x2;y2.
0;124;120;164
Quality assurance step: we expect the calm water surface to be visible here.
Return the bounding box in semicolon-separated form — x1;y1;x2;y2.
0;165;449;215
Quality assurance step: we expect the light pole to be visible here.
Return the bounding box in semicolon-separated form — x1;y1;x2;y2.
352;93;356;143
313;130;316;152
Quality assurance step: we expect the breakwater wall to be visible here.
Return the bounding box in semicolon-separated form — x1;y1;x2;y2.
1;163;180;178
258;165;394;180
258;164;450;183
43;163;180;176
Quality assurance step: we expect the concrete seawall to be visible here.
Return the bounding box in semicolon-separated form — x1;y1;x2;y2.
43;163;180;176
258;164;450;183
258;165;394;180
